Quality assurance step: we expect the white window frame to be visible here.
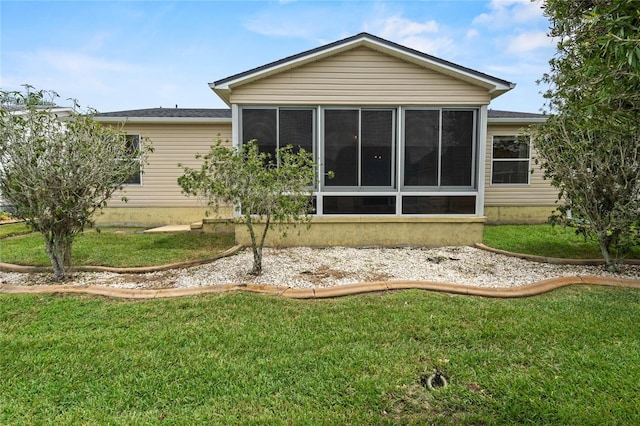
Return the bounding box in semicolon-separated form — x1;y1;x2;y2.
235;104;482;217
400;107;478;191
123;134;142;186
490;134;531;186
321;107;396;191
239;106;316;156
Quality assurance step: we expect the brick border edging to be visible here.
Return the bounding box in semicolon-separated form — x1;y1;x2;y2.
474;243;640;266
0;245;245;273
1;276;639;299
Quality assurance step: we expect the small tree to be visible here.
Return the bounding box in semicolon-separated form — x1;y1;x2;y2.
0;89;151;280
533;0;640;270
532;116;640;268
178;140;316;275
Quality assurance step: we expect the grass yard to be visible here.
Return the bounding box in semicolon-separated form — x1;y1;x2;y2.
1;288;639;424
0;226;235;267
0;222;31;239
483;224;640;259
2;223;638;269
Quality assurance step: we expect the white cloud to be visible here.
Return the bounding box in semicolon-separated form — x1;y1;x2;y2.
364;14;455;57
35;50;138;74
2;49;151;110
473;0;545;29
466;29;479;40
242;8;343;43
486;61;550;78
378;15;439;38
506;31;555;54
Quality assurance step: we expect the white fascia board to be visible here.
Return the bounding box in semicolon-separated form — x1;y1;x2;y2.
487;117;547;124
210;85;232;107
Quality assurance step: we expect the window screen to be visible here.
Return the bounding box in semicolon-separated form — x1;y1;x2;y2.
361;110;393;187
441;110;474;186
280;109;313;154
242;109;277;159
324;110;359;186
404;110;439;186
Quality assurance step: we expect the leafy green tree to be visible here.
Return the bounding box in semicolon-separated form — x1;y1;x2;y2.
0;84;57;107
178;140;316;275
0;89;151;280
533;0;640;270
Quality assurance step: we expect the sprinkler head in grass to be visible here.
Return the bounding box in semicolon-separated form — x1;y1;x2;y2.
426;371;448;390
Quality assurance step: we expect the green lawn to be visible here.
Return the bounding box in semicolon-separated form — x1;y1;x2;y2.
0;227;235;267
2;223;640;268
0;222;31;239
483;224;640;259
1;288;639;424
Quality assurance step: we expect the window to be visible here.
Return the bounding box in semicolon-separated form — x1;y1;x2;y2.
404;110;439;186
241;108;314;161
402;196;476;214
324;109;395;188
403;109;476;189
441;110;474;186
491;135;530;184
124;134;141;185
323;196;396;215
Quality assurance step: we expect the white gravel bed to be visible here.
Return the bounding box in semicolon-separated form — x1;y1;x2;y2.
1;246;639;290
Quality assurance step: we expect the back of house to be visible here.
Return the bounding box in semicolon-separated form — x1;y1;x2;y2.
94;33;558;246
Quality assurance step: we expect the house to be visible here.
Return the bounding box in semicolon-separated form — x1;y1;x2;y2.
94;32;556;246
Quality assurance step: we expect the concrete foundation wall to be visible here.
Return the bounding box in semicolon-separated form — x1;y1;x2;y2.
234;217;486;247
95;207;233;227
484;206;557;224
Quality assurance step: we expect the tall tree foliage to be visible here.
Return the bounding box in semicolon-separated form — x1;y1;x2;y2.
533;0;640;269
178;140;317;275
0;89;151;280
0;84;57;107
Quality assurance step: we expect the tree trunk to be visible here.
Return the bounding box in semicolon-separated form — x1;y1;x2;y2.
43;232;68;280
251;247;263;276
245;215;262;276
63;240;72;268
597;232;618;272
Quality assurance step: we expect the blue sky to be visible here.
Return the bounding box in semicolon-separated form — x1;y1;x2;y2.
1;0;554;113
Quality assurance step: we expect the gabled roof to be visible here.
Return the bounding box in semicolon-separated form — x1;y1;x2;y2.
94;108;232;123
210;32;515;105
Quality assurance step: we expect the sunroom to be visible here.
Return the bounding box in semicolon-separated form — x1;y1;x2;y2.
211;33;515;246
239;106;480;216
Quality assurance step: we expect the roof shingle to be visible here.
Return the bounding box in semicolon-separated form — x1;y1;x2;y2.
95;108;231;118
95;107;544;121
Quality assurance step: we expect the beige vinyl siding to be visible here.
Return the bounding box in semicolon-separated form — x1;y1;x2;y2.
107;122;232;207
230;46;491;106
484;124;559;206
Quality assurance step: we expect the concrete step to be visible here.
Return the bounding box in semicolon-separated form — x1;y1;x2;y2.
143;225;191;234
